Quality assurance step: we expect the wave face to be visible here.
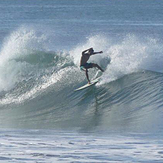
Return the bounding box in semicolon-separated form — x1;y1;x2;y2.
0;27;163;134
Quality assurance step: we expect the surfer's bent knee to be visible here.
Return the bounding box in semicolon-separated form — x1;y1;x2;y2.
92;63;98;67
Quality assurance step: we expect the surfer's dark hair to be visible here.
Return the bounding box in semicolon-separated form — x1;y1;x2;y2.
89;48;94;53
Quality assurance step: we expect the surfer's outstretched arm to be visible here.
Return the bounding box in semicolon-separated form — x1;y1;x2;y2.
92;51;103;55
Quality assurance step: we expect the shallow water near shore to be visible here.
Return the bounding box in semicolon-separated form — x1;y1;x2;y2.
0;129;163;163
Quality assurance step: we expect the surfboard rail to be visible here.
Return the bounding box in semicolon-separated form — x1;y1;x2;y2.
75;78;99;91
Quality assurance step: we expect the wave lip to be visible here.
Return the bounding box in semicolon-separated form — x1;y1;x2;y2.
0;26;47;92
0;26;75;104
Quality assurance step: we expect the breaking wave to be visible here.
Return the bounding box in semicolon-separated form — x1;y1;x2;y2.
0;27;163;133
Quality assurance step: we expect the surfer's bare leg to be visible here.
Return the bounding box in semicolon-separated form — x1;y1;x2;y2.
85;69;90;84
92;63;104;72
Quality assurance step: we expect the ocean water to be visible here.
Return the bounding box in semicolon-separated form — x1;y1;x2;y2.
0;0;163;162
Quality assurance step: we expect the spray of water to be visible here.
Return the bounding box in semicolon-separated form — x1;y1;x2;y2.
70;34;163;85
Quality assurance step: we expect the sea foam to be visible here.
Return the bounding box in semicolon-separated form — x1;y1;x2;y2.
70;34;163;85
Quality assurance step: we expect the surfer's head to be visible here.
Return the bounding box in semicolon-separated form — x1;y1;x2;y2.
89;48;94;54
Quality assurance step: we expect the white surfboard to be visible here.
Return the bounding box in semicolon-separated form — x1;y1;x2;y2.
75;78;99;91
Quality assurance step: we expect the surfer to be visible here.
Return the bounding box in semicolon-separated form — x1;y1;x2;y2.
80;48;104;84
